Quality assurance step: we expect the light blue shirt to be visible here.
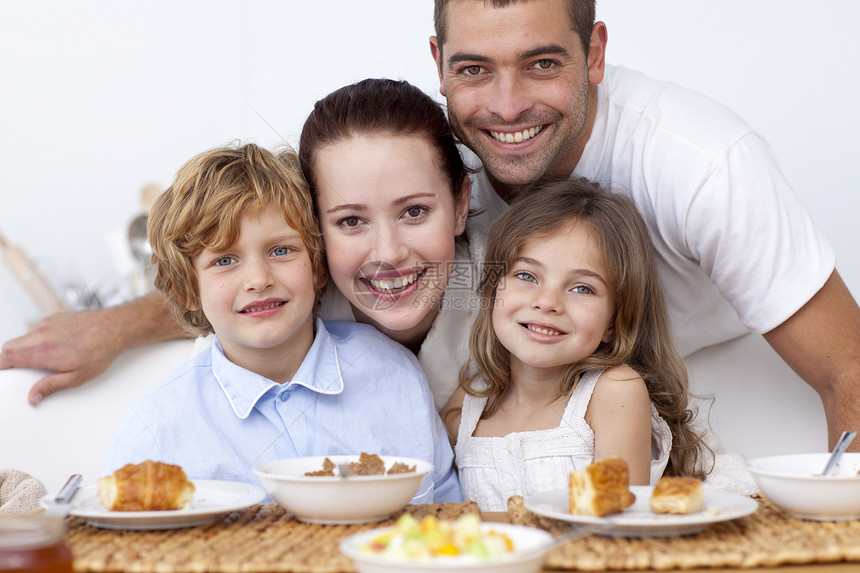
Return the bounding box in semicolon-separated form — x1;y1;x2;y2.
103;318;461;504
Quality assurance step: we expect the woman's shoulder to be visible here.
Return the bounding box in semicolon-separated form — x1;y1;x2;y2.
317;284;356;321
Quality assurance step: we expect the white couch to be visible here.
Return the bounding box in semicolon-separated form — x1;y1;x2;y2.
0;339;197;493
0;333;827;494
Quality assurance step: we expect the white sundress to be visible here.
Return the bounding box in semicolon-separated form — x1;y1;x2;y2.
454;369;673;511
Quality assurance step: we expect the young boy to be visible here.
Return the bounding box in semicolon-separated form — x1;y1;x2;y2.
102;143;461;504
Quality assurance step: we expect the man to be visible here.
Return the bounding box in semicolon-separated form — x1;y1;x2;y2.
3;0;859;451
428;0;860;450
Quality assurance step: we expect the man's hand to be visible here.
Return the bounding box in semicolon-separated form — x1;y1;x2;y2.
0;310;124;405
0;292;188;406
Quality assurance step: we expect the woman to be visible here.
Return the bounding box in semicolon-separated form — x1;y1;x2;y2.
298;78;477;409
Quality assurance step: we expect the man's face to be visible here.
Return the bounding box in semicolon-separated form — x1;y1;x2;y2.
431;0;605;197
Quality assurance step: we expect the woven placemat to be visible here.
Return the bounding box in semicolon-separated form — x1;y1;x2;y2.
65;501;479;573
508;494;860;571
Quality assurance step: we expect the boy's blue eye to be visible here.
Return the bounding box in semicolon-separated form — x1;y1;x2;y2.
272;246;290;256
215;256;233;267
514;271;536;283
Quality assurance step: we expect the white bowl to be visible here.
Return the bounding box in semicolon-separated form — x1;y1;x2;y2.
747;452;860;520
253;455;431;524
339;521;554;573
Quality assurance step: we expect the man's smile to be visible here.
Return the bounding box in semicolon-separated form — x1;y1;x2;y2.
489;125;544;144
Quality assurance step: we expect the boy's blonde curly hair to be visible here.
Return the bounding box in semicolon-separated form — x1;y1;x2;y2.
147;142;326;335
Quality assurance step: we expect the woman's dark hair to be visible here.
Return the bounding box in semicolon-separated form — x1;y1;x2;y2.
298;78;469;204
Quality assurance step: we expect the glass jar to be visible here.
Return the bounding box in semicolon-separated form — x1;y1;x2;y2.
0;515;73;573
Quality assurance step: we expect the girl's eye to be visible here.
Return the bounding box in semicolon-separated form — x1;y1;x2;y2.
272;246;290;257
214;256;234;267
571;285;594;295
514;271;536;283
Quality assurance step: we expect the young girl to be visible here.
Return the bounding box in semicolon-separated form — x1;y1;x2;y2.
298;78;475;410
442;179;709;511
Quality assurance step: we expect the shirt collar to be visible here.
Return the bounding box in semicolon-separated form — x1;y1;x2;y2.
212;317;345;419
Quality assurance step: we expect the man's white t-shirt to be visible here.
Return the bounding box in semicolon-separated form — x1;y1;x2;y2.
467;64;835;357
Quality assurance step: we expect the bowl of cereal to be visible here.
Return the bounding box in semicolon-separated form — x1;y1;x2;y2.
747;452;860;520
340;513;554;573
253;453;431;524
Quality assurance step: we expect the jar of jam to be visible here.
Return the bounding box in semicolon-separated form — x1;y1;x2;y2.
0;515;73;573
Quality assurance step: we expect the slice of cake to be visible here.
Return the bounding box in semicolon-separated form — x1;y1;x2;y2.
649;476;704;514
569;457;636;517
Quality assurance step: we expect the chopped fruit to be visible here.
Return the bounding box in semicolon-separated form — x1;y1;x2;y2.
361;513;514;560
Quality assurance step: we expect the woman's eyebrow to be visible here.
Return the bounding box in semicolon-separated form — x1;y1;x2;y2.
325;193;436;215
392;192;437;206
325;203;366;215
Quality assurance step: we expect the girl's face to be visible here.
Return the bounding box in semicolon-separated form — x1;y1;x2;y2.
192;207;317;375
492;220;616;379
314;134;470;343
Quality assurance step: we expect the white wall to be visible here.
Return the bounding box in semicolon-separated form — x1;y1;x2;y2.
2;0;856;490
2;1;858;340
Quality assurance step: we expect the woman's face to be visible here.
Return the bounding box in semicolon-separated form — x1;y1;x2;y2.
314;134;470;343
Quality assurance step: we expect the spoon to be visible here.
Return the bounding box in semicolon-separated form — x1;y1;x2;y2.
820;430;856;475
337;462;351;478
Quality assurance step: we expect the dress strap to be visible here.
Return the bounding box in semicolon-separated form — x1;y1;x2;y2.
563;369;603;421
457;386;489;444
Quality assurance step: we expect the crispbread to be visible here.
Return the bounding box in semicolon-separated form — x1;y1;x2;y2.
649;476;704;514
569;457;636;517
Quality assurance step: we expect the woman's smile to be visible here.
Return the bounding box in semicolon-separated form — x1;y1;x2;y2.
361;267;426;297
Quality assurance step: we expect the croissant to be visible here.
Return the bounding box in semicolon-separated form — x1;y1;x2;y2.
98;460;195;511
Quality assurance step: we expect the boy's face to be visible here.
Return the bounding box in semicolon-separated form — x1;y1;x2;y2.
192;207;316;377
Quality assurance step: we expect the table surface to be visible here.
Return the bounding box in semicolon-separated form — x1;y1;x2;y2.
61;502;860;573
481;512;858;573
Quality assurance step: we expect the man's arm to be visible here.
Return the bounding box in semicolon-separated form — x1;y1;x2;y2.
763;270;860;451
0;291;189;405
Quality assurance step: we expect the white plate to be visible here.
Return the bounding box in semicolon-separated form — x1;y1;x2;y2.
40;479;266;530
524;485;758;537
340;522;554;573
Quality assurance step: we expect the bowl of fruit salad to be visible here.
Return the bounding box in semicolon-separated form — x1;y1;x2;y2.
339;513;554;572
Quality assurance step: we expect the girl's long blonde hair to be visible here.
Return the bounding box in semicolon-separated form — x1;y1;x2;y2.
461;178;711;478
